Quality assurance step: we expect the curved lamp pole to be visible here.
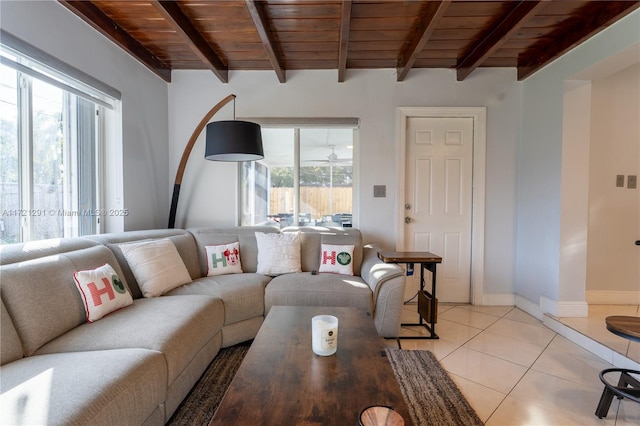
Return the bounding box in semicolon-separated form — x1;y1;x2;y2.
168;94;263;228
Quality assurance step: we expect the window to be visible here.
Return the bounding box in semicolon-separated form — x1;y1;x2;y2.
0;33;120;244
240;121;358;228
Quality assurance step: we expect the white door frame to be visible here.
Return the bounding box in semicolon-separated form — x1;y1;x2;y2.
395;107;486;305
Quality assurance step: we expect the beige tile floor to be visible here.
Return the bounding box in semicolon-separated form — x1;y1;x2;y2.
557;305;640;365
383;303;640;425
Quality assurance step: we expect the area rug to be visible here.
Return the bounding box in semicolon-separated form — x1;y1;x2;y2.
168;344;250;425
168;345;483;425
385;348;483;425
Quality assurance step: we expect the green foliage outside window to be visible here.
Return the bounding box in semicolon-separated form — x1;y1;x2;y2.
270;166;353;187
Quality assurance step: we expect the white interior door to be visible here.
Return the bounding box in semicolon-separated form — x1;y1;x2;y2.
404;117;474;302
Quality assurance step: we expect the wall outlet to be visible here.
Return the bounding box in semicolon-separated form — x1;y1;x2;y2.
616;175;625;187
628;175;637;189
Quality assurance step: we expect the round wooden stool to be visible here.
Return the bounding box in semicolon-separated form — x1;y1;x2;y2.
595;316;640;418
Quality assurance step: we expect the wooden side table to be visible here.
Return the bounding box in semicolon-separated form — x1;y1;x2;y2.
378;251;442;339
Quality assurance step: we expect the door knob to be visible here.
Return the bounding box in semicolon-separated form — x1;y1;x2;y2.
404;217;414;224
636;240;640;246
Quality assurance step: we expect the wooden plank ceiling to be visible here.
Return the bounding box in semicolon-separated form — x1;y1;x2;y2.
60;0;640;83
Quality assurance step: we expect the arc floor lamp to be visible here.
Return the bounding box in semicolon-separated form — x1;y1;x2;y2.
168;94;264;228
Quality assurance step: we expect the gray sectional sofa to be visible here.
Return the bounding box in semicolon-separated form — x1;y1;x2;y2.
0;226;405;425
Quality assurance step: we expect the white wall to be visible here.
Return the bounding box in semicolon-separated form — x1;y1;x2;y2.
517;9;640;317
558;81;591;306
587;63;640;298
1;0;169;230
168;67;522;299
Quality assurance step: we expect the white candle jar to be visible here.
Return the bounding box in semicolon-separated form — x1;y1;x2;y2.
311;315;339;356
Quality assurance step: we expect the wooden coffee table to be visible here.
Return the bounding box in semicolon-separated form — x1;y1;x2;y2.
210;306;411;425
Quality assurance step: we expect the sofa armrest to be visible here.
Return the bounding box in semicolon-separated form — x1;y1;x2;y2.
361;244;406;337
361;244;403;293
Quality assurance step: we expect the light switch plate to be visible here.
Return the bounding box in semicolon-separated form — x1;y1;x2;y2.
628;175;637;189
616;175;625;187
373;185;386;198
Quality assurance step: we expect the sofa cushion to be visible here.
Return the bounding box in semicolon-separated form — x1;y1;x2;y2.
255;231;301;275
167;274;270;325
318;244;355;275
0;237;97;266
188;226;279;274
206;242;243;276
34;295;224;386
86;230;200;299
1;300;23;365
264;272;372;314
0;245;128;356
218;317;263;348
119;239;192;297
73;263;133;322
0;349;166;426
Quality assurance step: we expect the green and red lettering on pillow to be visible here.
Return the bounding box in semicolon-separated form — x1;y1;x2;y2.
205;242;243;276
73;263;133;322
318;244;354;275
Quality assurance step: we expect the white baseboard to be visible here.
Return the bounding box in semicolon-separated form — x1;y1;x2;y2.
586;290;640;305
541;295;588;317
514;294;588;320
482;293;516;306
557;301;589;317
515;295;543;320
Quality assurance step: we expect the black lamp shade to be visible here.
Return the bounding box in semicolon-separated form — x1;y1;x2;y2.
204;120;264;161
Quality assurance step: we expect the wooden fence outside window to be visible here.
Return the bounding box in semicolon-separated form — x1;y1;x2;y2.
269;187;352;219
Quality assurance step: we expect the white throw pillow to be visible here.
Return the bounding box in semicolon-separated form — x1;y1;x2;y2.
206;242;243;276
318;244;355;275
119;239;192;297
255;232;301;275
73;263;133;322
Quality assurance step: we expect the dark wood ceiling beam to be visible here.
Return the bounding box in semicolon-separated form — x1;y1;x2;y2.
338;1;352;83
456;1;547;81
397;0;451;82
245;0;286;83
517;1;640;80
58;0;171;82
153;1;228;83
